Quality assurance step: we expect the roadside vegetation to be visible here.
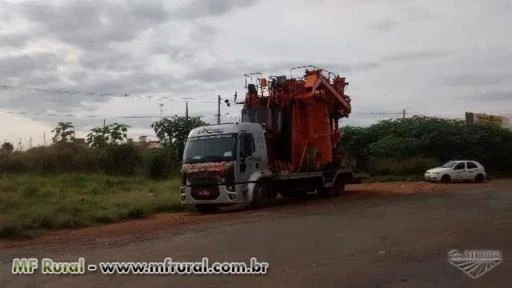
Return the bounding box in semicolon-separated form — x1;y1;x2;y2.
341;116;512;178
0;174;182;239
0;116;204;239
1;115;511;238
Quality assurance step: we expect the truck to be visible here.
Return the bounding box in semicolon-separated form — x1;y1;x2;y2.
180;67;359;212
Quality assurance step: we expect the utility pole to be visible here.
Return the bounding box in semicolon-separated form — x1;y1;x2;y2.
185;101;189;134
29;137;32;149
160;103;164;118
103;118;106;128
18;138;22;151
217;95;221;125
43;132;46;146
185;101;189;121
402;109;406;119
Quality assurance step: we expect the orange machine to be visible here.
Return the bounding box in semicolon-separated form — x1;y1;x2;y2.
242;67;352;173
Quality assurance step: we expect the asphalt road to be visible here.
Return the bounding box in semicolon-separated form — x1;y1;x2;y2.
1;180;511;288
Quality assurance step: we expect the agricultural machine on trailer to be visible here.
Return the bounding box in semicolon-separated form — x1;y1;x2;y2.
180;67;359;212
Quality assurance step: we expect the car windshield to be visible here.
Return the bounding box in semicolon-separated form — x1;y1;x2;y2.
183;134;237;164
441;161;457;168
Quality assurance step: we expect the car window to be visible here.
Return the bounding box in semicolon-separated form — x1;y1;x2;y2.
454;162;466;170
467;162;477;169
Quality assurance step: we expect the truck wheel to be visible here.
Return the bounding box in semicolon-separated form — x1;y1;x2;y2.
280;190;308;198
318;178;345;198
251;186;270;209
195;204;218;213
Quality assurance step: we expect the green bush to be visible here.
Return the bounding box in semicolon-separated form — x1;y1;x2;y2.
102;144;141;176
0;143;98;173
369;157;441;176
142;148;177;179
0;142;184;177
342;116;512;176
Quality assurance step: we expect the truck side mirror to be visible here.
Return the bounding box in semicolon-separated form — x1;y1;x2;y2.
240;134;253;158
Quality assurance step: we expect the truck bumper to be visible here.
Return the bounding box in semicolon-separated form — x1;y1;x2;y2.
180;184;249;205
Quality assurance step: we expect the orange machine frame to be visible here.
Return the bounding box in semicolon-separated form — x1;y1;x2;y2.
243;68;352;173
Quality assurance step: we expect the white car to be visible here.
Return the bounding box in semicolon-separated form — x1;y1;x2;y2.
425;160;486;183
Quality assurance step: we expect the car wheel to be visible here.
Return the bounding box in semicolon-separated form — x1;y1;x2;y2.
441;174;451;183
475;174;485;183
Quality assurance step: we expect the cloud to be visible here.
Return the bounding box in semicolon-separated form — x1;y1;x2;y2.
172;0;262;20
0;53;62;78
0;32;31;47
1;0;512;142
16;0;170;49
369;18;398;31
383;50;453;62
466;91;512;102
443;73;512;87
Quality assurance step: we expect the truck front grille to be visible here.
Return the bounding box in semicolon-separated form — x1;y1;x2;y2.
189;177;218;186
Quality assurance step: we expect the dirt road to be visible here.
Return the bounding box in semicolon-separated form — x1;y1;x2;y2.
1;179;511;287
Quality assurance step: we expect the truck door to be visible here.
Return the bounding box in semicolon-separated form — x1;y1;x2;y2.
238;133;256;183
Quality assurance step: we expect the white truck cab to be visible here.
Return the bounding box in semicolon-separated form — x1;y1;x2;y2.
180;123;271;212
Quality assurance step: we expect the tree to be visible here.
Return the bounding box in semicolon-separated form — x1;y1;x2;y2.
52;122;75;144
86;123;130;148
151;116;206;160
0;142;14;154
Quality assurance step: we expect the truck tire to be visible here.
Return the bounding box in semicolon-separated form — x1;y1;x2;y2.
195;204;218;213
318;177;345;198
251;185;271;209
280;190;308;198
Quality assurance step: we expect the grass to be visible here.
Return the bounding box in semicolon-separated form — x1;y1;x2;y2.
0;173;183;239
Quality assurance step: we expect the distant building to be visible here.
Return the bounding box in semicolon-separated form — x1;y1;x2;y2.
135;136;162;149
465;112;510;129
73;138;87;146
145;141;163;149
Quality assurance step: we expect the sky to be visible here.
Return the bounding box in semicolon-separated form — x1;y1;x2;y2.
0;0;511;147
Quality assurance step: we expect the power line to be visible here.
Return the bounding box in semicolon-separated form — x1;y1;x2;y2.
0;83;214;102
0;109;232;120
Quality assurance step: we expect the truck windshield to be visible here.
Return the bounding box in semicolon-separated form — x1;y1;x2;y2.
183;134;238;164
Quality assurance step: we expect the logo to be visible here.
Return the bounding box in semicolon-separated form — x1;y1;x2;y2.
197;127;224;135
448;249;503;279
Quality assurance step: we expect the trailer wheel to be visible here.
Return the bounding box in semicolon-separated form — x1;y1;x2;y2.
251;186;271;209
